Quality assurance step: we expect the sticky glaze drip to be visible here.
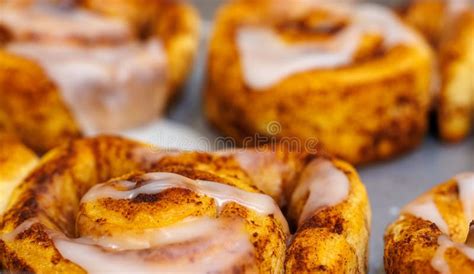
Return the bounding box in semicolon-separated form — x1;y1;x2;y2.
1;217;256;274
0;6;131;44
432;235;474;274
217;149;291;205
402;194;449;234
81;172;289;234
446;0;473;15
129;146;181;165
456;173;474;225
7;40;168;133
237;3;422;89
291;158;350;225
80;217;225;251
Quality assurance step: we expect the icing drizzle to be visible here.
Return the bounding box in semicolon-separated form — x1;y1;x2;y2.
82;172;289;234
456;173;474;225
431;235;474;274
291;158;350;225
0;6;131;44
401;172;474;274
237;3;422;89
402;194;450;234
6;40;167;133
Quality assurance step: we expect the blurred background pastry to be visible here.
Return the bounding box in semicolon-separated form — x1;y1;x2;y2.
402;0;474;142
0;133;37;215
0;0;200;152
205;0;433;165
0;0;471;272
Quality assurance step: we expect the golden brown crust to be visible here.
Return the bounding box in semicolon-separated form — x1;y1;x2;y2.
204;0;433;165
0;136;370;273
0;51;82;153
384;178;474;273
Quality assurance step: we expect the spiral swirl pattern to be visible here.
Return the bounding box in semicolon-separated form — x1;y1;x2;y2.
0;136;370;273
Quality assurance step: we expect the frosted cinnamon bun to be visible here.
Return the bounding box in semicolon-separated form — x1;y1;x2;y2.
205;0;433;165
0;0;199;151
403;0;474;142
0;135;370;273
385;172;474;273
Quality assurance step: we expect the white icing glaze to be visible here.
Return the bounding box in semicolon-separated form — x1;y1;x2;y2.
217;149;291;205
81;217;223;251
446;0;473;15
456;172;474;224
402;194;450;234
120;119;210;151
7;40;168;133
128;146;181;167
237;3;422;89
432;235;474;274
402;173;474;236
1;217;256;274
0;6;131;44
81;172;289;234
291;158;350;225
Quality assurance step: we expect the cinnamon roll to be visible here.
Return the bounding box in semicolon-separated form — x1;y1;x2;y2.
385;172;474;273
0;135;370;273
0;0;199;151
205;0;433;165
403;0;474;142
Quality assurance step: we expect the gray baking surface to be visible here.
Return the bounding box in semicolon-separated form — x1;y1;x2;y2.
166;20;474;273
